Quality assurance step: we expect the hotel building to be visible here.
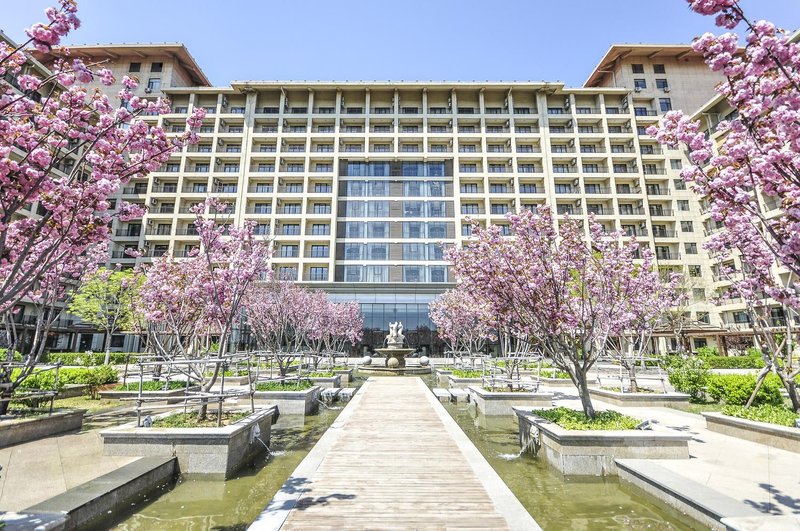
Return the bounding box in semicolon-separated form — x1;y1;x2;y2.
29;42;743;354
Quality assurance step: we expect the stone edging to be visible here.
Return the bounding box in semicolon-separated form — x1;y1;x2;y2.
702;411;800;454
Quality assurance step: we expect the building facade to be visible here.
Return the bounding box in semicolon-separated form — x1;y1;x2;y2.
30;43;739;354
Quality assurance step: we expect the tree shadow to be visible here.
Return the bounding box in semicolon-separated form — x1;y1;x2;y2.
744;483;800;515
268;476;357;513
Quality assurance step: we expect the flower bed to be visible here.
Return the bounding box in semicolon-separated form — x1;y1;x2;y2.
468;386;552;416
252;381;320;415
703;410;800;454
588;388;690;408
99;382;200;403
514;407;691;475
100;406;278;478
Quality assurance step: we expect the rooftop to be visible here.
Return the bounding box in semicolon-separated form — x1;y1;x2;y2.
583;43;702;87
31;43;211;87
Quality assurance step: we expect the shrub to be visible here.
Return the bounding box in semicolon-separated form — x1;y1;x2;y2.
696;346;719;357
450;369;484;378
746;347;763;358
722;404;798;427
531;407;640;430
702;356;765;369
666;356;709;400
706;374;783;406
15;366;118;392
44;352;136;366
255;380;314;391
307;371;335;378
0;348;22;361
115;380;189;392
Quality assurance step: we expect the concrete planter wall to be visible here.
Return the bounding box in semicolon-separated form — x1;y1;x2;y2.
539;377;575;388
514;408;691;476
309;374;341;389
588;388;690;408
468;386;553;416
100;406;278;479
447;375;482;389
703;412;800;454
333;368;353;385
252;385;320;415
0;409;85;448
99;385;200;404
58;384;89;399
435;369;453;386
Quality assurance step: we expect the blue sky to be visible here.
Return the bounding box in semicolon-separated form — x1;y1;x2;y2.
4;0;800;87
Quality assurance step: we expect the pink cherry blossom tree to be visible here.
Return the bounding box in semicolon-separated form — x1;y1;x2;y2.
649;1;800;410
0;1;204;413
137;199;272;418
448;206;678;418
428;288;492;354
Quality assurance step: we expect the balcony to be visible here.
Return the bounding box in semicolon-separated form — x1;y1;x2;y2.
584;187;611;194
643;168;667;175
277;186;304;194
634;109;658;117
247;206;273;214
575;107;601;114
619;208;645;215
646;188;669;196
653;230;678;238
248;185;274;193
649;209;674;217
115;228;142;237
151;184;178;193
656;252;681;260
145;228;172;236
175;228;199;236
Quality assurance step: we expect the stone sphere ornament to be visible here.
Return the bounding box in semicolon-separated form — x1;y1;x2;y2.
419;356;430;367
361;355;372;366
387;357;400;369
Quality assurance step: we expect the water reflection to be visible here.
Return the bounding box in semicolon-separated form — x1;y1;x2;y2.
444;402;701;531
107;408;341;531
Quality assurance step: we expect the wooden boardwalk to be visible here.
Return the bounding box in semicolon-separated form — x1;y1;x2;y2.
250;377;538;530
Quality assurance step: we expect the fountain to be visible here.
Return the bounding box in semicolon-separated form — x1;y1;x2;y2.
359;322;432;375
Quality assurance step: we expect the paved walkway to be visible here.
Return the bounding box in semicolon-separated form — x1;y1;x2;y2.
251;377;539;530
549;388;800;518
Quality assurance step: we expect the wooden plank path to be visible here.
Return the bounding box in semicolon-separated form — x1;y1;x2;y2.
250;377;540;530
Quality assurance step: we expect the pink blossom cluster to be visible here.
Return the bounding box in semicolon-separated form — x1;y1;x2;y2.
243;282;363;354
0;2;206;317
648;7;800;311
447;206;681;416
137;198;273;361
428;287;493;353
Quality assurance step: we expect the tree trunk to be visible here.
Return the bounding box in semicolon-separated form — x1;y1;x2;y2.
575;369;596;419
0;392;10;416
103;331;112;365
628;363;639;393
745;367;770;408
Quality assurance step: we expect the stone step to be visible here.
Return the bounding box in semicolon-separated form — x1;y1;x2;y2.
320;388;341;403
449;389;470;403
337;388;357;402
432;388;451;403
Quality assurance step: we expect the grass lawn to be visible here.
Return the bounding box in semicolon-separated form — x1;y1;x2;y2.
53;396;122;413
151;411;250;428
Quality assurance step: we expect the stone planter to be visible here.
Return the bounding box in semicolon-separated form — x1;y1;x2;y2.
435;369;453;386
252;385;320;416
58;384;89;399
468;386;553;416
539;377;575;388
333;368;353;385
308;374;341;389
99;385;200;404
513;408;691;476
100;406;278;479
703;412;800;454
447;375;483;389
217;374;255;386
0;409;85;448
588;388;690;408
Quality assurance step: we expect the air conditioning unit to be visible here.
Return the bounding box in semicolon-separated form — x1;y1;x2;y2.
144;87;152;94
147;220;153;226
663;87;671;93
573;179;580;186
217;138;224;147
221;97;228;107
634;87;641;93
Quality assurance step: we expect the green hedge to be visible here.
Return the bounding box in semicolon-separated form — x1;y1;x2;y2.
0;348;22;361
116;380;188;391
722;404;798;427
15;366;119;392
532;407;640;430
702;356;765;369
45;352;137;366
666;356;709;400
706;373;783;406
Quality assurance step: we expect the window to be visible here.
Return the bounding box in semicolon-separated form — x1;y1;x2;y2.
490;203;509;215
313;203;331;214
553;164;571;173
460;164;477;173
308;267;328;281
147;78;161;92
631;64;644;73
489;184;507;193
520;184;537;193
310;245;329;258
653;64;666;74
685;242;698;254
681;221;694;232
659;98;672;112
461;183;478;193
678;200;690;211
697;312;710;324
656;79;669;90
688;265;702;277
670;159;683;170
637;126;648;135
585;183;601;194
461;224;472;236
634;79;647;89
582;164;600;173
282;203;301;214
578;125;595;133
282;224;300;235
674;179;687;191
129;62;141;72
110;335;125;348
151;62;163;72
693;288;706;301
580;145;597;153
280;245;299;258
554;183;572;194
619;204;634;215
461;204;479;215
311;224;330;235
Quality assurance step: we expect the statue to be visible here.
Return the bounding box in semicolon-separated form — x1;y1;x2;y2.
387;321;405;347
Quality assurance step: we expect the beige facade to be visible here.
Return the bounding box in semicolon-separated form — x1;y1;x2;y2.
29;42;743;352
